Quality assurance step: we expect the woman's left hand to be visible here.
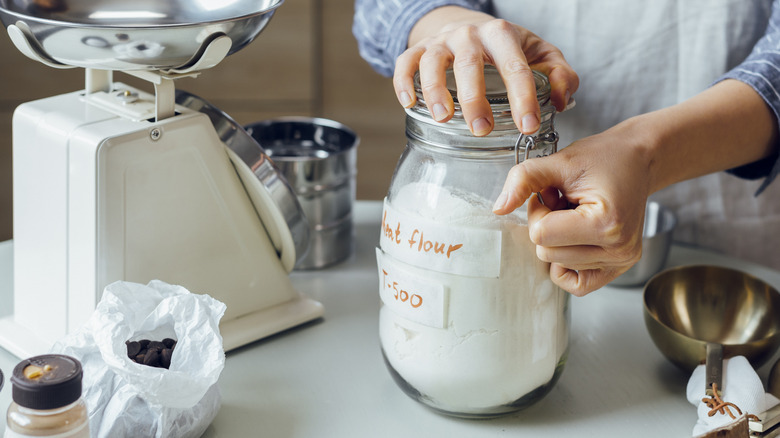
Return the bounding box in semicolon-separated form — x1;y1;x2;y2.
493;121;654;296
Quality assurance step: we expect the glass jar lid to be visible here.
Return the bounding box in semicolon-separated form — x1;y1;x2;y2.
410;65;552;127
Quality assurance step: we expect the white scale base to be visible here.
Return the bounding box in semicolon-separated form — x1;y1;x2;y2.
3;83;323;359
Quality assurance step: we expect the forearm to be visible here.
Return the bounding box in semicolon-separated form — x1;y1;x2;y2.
630;79;778;194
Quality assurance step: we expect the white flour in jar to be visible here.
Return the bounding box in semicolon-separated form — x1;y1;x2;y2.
380;182;569;414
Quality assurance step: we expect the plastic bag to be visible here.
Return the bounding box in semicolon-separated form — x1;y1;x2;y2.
51;280;227;438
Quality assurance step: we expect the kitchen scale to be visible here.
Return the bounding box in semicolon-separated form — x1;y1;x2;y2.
0;0;324;358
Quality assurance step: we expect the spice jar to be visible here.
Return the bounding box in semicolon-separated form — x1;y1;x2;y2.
376;66;570;417
5;354;89;438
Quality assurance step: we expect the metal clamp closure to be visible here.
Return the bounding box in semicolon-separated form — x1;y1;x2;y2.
514;131;559;165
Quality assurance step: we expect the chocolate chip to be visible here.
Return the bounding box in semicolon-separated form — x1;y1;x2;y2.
127;338;178;368
161;348;173;369
126;341;141;358
143;349;160;367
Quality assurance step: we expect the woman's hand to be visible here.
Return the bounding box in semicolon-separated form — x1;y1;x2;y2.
492;121;655;296
395;6;579;136
491;79;779;296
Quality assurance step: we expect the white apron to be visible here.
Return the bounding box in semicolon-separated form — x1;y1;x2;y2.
492;0;780;270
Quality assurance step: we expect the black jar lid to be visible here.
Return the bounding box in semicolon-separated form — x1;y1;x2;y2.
11;354;83;410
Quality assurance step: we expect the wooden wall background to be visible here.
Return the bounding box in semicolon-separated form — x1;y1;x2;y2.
0;0;405;241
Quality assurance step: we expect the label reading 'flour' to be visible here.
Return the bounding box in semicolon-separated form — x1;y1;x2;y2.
377;248;447;328
380;198;502;278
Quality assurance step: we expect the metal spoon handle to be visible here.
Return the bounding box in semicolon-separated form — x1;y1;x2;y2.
706;343;724;396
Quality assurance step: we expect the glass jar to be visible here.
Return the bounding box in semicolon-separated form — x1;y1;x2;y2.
5;354;89;438
376;66;570;418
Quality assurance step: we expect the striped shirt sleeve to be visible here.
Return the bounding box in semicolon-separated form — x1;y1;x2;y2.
352;0;490;77
719;0;780;193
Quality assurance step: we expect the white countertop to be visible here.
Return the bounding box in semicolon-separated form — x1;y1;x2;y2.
1;200;779;437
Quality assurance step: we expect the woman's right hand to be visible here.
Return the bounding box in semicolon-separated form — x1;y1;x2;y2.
394;6;579;136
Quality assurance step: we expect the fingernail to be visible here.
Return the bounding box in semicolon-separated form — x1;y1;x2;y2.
521;114;539;133
564;90;571;106
471;117;491;136
399;91;413;107
492;191;509;212
432;104;448;122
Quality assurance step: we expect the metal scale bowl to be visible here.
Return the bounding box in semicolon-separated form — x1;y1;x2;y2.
0;0;324;358
0;0;279;71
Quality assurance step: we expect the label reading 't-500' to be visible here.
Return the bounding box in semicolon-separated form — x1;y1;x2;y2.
376;248;447;328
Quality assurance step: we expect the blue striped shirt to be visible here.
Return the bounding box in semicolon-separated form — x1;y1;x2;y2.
352;0;780;189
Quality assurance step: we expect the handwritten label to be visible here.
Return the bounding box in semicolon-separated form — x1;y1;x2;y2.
380;198;502;278
376;248;447;328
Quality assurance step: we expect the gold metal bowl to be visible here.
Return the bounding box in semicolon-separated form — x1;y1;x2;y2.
643;265;780;372
770;358;780;397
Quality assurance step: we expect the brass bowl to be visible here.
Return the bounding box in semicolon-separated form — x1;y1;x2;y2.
643;265;780;372
770;358;780;397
